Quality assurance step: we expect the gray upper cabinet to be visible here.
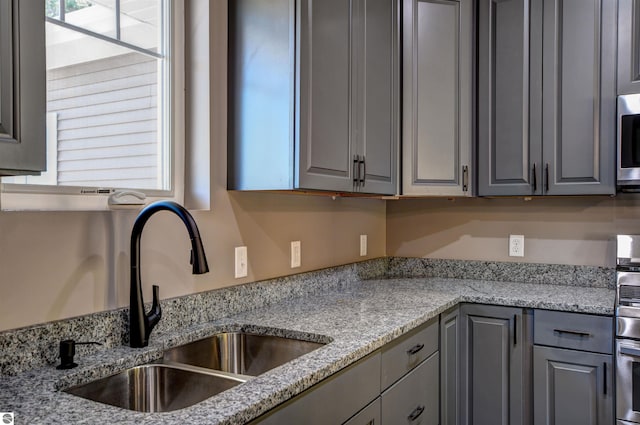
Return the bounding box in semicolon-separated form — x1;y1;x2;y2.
460;304;530;425
477;0;616;196
0;0;46;176
228;0;398;195
618;0;640;94
356;0;399;195
402;0;473;196
477;0;541;196
297;0;353;192
541;0;616;195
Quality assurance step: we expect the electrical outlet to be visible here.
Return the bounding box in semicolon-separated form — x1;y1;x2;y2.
235;246;248;278
509;235;525;257
360;234;368;257
291;241;301;268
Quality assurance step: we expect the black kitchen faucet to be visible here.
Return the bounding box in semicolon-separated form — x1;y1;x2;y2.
129;201;209;348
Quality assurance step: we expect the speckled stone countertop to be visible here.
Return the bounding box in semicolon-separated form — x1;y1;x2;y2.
0;274;614;425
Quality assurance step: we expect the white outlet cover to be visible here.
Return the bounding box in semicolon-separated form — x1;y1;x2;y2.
235;246;248;278
360;235;368;257
509;235;525;257
291;241;301;268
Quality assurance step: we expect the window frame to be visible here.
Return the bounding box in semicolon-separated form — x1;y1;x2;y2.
0;0;185;211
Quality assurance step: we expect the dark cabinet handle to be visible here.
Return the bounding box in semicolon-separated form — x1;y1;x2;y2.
353;155;360;187
462;165;469;192
553;329;591;338
513;314;517;346
359;156;366;186
603;362;607;395
406;343;425;356
545;163;549;192
407;405;425;421
365;420;375;425
532;163;537;192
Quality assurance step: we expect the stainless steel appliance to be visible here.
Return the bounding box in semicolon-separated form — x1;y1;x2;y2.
616;235;640;424
618;95;640;190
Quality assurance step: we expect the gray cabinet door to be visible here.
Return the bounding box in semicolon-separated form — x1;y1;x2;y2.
381;351;440;425
460;304;528;425
533;346;613;425
343;398;381;425
477;0;543;196
618;0;640;94
541;0;616;195
441;307;460;425
0;0;45;175
478;0;616;196
252;352;381;425
402;0;473;196
296;0;354;192
352;0;398;195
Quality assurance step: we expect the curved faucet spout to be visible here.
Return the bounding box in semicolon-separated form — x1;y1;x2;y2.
129;201;209;348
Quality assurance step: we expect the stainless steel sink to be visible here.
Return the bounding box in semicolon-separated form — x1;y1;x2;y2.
162;332;325;376
64;331;326;412
64;363;245;412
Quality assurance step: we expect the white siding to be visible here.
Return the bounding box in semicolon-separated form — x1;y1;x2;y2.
47;52;160;189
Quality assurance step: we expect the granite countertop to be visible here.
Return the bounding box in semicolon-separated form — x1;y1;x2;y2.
0;276;615;425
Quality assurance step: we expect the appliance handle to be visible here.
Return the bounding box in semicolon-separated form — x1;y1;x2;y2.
620;345;640;358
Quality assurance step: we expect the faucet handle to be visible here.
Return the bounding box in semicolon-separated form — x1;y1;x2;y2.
147;285;162;331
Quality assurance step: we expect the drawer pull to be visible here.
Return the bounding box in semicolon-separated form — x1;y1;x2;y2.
407;405;425;421
406;343;425;356
553;329;591;338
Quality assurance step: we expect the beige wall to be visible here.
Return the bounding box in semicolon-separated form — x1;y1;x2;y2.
0;194;385;332
387;195;640;268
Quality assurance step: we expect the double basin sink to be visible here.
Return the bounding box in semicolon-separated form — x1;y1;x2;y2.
64;331;326;413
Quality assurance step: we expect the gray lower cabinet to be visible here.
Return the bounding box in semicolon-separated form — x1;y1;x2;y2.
228;0;398;195
250;352;382;425
459;304;530;425
401;0;473;196
618;0;640;94
532;309;614;425
441;307;460;425
0;0;46;176
532;346;613;425
477;0;616;196
381;351;439;425
343;398;381;425
251;318;440;425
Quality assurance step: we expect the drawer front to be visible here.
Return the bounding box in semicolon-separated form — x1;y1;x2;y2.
381;317;439;389
343;398;381;425
252;352;381;425
381;351;439;425
534;310;613;354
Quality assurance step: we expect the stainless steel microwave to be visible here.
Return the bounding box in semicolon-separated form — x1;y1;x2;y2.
619;94;640;189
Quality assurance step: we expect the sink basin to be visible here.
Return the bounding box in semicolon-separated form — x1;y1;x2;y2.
163;332;325;376
64;363;245;412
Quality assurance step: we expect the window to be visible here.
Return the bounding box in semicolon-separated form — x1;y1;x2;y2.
1;0;184;210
